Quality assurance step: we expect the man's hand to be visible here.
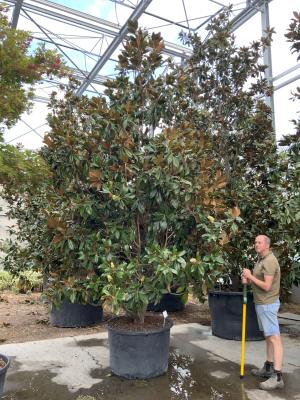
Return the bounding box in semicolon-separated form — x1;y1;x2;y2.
242;268;252;280
241;268;252;284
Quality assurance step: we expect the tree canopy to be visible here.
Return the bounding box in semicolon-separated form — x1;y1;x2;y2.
0;4;66;138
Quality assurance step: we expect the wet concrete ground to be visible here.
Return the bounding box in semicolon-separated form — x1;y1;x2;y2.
1;323;300;400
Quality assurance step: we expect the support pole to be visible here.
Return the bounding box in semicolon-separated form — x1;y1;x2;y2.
240;283;247;378
261;1;276;135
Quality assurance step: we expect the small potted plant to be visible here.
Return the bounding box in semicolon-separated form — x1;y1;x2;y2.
146;285;186;313
0;354;10;396
46;277;104;328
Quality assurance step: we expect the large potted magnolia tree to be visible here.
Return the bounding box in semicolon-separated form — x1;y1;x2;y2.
40;20;238;378
0;4;103;327
173;8;299;340
166;8;276;340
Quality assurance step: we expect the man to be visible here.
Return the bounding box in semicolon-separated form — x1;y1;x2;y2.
242;234;284;390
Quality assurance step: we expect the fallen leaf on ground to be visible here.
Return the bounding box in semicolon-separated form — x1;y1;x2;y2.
36;319;49;325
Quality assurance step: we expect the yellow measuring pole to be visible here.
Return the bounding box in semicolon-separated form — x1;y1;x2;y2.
240;283;247;378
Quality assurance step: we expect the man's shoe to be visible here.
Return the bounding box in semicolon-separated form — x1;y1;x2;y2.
251;361;274;378
259;374;284;390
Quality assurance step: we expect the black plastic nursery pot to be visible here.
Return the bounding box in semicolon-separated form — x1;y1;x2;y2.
147;293;185;312
0;354;10;396
208;290;264;341
50;299;103;328
108;316;173;379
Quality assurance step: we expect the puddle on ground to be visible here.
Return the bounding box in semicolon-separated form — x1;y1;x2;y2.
2;348;299;400
74;339;108;348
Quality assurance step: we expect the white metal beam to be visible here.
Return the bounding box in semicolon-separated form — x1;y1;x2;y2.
230;0;273;32
76;0;154;96
272;64;300;83
7;0;192;90
274;74;300;92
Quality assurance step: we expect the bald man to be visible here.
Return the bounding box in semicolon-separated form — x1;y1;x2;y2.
243;235;284;390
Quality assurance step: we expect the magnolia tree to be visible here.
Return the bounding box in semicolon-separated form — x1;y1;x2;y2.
159;7;279;288
40;10;279;321
275;11;300;296
175;9;299;294
40;22;234;320
0;144;51;274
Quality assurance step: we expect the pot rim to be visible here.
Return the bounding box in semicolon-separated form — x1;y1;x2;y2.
0;354;10;373
209;289;252;296
107;315;173;336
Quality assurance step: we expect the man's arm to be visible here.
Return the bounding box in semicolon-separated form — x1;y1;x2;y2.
242;268;274;291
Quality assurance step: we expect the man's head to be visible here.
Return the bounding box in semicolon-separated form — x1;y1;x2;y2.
255;235;271;257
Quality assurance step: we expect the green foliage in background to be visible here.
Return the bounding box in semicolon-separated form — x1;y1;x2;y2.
0;270;42;292
13;270;43;293
0;270;13;290
0;4;67;138
0;144;53;278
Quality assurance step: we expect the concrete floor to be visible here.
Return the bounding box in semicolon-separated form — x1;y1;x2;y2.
1;323;300;400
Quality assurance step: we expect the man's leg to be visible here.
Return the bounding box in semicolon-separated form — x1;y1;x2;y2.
259;334;284;390
251;305;275;378
267;335;283;371
266;335;274;362
254;302;284;389
251;338;274;377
